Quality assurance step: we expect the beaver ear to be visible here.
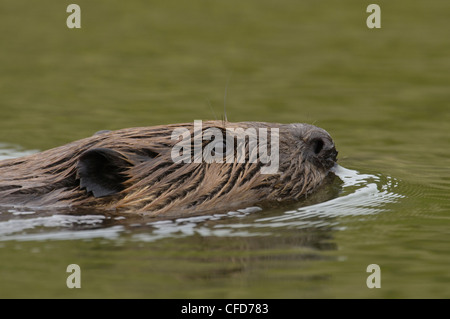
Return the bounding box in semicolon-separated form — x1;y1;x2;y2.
77;148;132;198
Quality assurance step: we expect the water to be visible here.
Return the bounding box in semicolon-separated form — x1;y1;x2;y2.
0;166;401;242
0;0;449;298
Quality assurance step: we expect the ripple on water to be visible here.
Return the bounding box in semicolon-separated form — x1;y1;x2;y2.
0;143;38;161
0;152;404;242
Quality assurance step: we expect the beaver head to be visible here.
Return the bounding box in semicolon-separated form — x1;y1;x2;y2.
0;121;337;216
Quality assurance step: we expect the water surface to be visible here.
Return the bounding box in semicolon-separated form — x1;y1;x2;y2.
0;0;449;298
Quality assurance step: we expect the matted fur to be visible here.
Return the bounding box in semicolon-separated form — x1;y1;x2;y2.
0;121;337;216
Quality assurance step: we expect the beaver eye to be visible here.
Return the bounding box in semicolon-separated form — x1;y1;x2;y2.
212;140;227;154
211;137;234;157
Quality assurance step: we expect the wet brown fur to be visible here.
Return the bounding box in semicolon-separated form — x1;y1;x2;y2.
0;121;337;216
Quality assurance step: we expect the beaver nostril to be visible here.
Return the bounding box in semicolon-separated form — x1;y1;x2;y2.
307;132;338;166
311;138;325;155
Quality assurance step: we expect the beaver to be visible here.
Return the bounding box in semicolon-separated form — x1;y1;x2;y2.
0;121;337;216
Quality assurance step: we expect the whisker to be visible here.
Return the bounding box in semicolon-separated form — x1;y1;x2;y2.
205;98;217;120
223;73;233;123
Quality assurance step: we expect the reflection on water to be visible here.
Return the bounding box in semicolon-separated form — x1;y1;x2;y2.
0;148;408;298
0;141;404;244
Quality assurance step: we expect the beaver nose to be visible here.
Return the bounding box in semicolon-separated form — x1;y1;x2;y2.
306;130;338;168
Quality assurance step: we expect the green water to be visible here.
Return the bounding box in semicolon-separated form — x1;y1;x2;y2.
0;0;449;298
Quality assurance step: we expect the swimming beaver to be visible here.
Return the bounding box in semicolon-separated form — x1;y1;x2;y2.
0;121;337;216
